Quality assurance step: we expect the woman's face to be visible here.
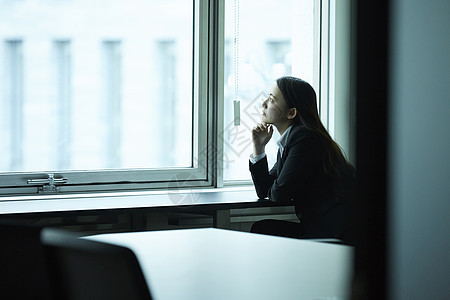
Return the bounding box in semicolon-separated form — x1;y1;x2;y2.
261;84;291;126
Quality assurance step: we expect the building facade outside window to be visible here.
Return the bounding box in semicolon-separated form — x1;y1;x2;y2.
0;0;331;196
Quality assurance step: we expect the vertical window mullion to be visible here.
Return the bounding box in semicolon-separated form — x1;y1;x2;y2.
319;0;331;130
193;0;208;177
313;0;322;107
209;0;225;187
328;0;336;137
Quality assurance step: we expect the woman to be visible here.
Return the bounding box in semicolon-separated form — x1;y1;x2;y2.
250;76;355;243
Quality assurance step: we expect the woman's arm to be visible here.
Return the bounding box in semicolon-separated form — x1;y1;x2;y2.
249;156;277;199
249;122;276;199
251;122;273;157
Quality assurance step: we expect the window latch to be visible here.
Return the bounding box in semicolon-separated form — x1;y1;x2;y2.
27;173;68;193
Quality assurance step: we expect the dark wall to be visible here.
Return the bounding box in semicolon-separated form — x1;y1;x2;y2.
352;0;390;299
352;0;450;299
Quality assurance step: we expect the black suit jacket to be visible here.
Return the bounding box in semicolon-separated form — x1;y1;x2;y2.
249;124;354;239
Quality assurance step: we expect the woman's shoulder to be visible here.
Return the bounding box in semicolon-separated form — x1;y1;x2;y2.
285;125;324;154
288;125;321;143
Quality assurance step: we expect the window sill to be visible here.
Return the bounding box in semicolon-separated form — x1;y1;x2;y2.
0;186;262;215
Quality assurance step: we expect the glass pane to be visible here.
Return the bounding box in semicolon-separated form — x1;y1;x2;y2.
0;0;193;172
223;0;317;180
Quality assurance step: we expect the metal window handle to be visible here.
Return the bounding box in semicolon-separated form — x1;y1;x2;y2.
27;173;68;193
27;173;68;185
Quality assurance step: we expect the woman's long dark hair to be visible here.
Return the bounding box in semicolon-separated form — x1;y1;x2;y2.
276;76;353;194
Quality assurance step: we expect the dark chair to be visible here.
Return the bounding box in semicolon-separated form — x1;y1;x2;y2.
42;228;152;300
0;221;52;300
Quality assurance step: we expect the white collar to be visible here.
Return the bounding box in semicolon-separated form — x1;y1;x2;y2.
276;125;293;149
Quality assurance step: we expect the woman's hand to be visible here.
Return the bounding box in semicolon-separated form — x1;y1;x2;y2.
252;122;274;156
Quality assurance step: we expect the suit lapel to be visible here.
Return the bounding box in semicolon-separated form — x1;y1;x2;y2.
277;147;286;175
276;125;295;175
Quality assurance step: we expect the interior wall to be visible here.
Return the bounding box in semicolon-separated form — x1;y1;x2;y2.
388;0;450;299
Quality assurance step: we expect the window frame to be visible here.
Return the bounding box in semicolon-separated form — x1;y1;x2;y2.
0;0;334;196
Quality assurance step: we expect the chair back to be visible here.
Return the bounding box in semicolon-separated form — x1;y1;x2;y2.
42;228;152;300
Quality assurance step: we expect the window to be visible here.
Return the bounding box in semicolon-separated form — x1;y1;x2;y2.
222;0;321;181
0;0;329;196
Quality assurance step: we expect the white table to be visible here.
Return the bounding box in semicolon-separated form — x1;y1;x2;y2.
86;228;353;300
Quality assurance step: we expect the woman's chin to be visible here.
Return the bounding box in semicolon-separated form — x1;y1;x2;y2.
261;116;270;124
